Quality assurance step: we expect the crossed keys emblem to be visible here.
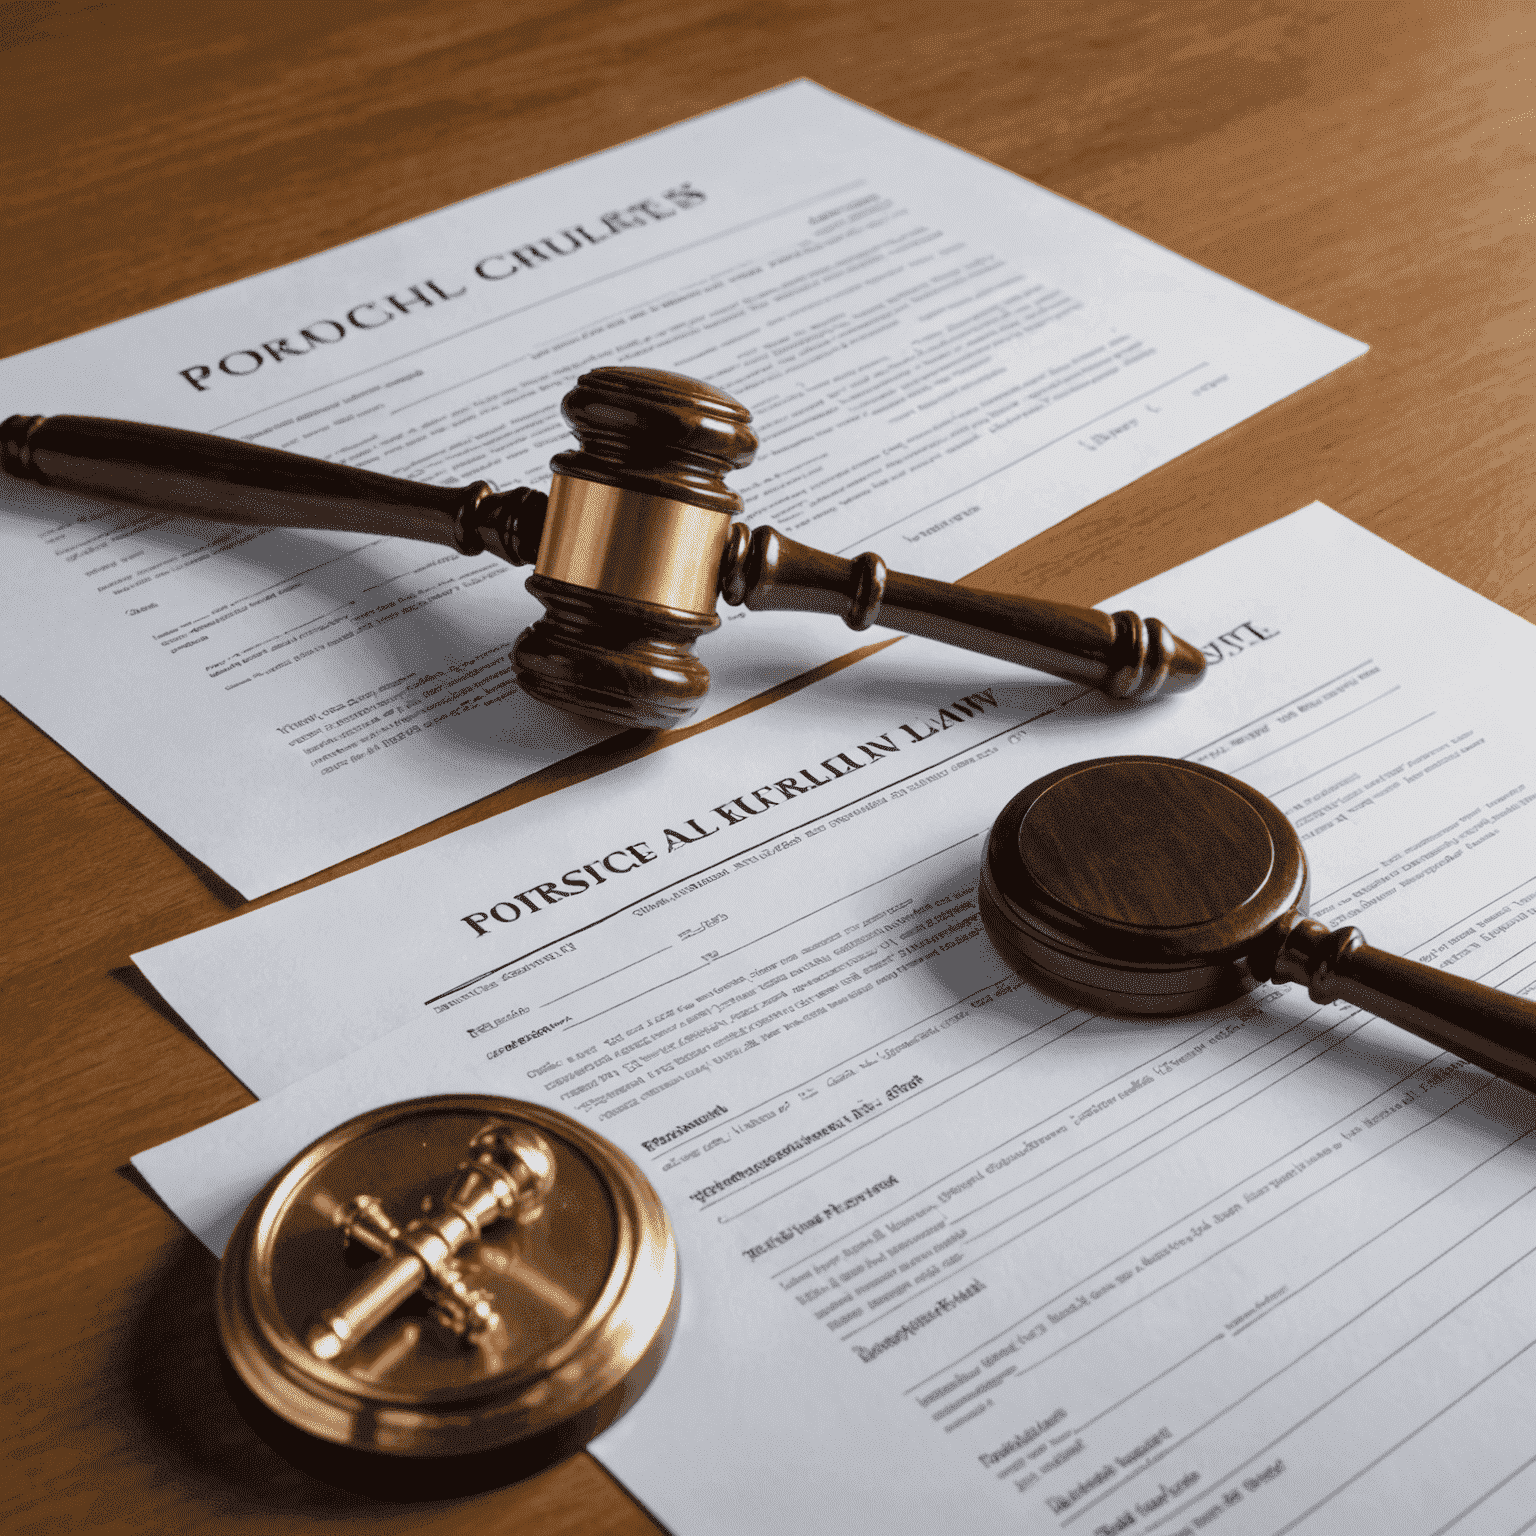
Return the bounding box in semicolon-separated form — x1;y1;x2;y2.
304;1123;557;1364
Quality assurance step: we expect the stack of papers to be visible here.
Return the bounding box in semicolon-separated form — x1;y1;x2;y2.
26;75;1523;1536
135;506;1536;1533
0;81;1363;896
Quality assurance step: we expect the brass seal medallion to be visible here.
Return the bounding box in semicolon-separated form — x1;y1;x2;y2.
216;1094;677;1460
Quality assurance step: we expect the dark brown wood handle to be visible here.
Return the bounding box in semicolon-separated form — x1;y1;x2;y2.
718;523;1205;700
0;413;546;565
1273;916;1536;1095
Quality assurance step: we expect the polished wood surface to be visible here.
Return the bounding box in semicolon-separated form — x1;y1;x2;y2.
2;2;1531;1531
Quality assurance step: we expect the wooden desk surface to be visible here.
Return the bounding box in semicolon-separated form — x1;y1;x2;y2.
2;2;1530;1529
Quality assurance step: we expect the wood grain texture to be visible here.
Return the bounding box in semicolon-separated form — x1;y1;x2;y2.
985;756;1536;1085
0;411;514;552
722;526;1207;697
1271;916;1536;1097
2;0;1531;1529
979;754;1308;1015
3;374;1210;718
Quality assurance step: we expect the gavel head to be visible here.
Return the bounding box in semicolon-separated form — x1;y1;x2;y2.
513;367;758;730
979;757;1309;1015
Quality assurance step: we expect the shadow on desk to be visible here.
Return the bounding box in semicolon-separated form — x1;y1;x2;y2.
119;1230;581;1508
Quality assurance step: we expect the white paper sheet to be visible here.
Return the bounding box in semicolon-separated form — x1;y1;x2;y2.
1;81;1365;897
135;506;1536;1534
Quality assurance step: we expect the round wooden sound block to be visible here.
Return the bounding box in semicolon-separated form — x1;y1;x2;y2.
980;756;1308;1014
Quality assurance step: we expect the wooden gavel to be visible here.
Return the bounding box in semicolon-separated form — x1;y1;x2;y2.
981;756;1536;1095
2;367;1205;730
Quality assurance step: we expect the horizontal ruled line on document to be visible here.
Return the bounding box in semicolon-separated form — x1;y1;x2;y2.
858;1011;1369;1346
211;181;867;433
1269;1335;1536;1534
1228;684;1400;775
1180;659;1373;760
835;363;1209;554
942;1066;1506;1523
903;1016;1418;1391
1425;1450;1536;1536
711;1000;1096;1223
1270;711;1435;799
908;900;1535;1407
1131;1224;1536;1534
652;835;991;1156
1225;1127;1536;1342
540;946;673;1009
420;705;1062;1006
1413;873;1536;953
771;1007;1262;1280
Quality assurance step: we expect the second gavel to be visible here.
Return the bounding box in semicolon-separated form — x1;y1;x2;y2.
981;756;1536;1096
1;367;1205;730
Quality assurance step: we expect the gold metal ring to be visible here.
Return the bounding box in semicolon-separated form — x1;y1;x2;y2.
535;474;730;616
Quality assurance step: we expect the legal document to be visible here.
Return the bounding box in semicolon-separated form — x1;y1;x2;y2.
0;81;1364;896
136;506;1536;1534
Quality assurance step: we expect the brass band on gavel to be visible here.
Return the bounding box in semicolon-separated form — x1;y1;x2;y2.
2;367;1205;731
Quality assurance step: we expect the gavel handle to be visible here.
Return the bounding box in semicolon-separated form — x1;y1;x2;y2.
719;523;1205;701
1274;917;1536;1096
305;1250;427;1361
4;414;1205;702
0;413;547;565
